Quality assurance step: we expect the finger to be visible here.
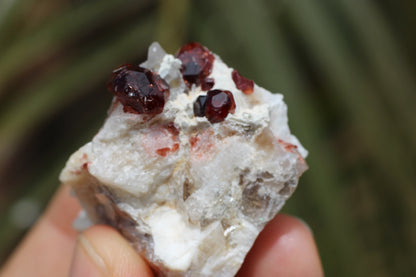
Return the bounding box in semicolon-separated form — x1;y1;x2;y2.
237;214;324;277
1;185;81;277
69;225;154;277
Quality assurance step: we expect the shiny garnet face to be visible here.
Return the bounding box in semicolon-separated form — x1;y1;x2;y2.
107;64;169;115
205;89;236;123
175;42;215;89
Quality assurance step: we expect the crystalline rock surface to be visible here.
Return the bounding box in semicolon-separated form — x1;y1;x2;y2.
60;42;308;277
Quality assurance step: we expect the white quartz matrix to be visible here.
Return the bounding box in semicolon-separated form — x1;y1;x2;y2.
60;42;308;277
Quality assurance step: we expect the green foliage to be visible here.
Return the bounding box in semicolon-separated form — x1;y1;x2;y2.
0;0;415;275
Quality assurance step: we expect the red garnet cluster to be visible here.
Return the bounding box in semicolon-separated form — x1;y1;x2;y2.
194;89;236;123
176;42;215;91
107;64;169;115
176;42;236;123
107;42;252;124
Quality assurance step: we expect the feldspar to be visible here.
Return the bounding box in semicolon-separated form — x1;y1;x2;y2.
60;42;308;277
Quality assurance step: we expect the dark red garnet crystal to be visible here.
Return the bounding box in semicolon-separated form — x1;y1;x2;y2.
205;89;236;123
175;42;215;89
193;95;207;117
232;69;254;94
107;64;169;115
201;77;215;91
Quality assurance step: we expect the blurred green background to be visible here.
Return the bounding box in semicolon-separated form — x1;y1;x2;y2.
0;0;415;276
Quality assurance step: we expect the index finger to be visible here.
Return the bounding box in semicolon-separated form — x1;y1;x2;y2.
1;185;81;276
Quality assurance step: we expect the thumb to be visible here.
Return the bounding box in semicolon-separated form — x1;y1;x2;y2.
69;225;153;277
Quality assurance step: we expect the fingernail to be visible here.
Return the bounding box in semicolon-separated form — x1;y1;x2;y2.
69;235;108;277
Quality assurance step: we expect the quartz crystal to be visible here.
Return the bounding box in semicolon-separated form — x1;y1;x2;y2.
60;42;308;277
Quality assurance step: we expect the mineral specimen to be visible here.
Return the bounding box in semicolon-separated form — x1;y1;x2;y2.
60;42;308;277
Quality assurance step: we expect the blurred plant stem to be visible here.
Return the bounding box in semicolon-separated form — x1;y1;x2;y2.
0;15;155;187
0;0;36;47
284;0;416;274
336;0;416;149
208;0;367;275
156;0;190;53
0;0;151;97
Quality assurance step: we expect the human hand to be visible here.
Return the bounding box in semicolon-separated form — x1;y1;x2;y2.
0;185;323;276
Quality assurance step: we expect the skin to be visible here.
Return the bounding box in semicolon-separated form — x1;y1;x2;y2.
0;185;324;277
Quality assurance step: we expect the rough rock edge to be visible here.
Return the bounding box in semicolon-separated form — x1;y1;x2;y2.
61;42;308;277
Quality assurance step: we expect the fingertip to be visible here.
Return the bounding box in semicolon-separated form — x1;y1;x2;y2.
70;225;153;277
237;214;324;277
44;184;81;238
